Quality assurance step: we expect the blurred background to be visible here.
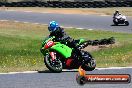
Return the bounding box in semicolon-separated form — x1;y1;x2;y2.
0;0;132;7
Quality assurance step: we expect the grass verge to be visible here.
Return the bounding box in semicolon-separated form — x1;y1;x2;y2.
0;21;132;72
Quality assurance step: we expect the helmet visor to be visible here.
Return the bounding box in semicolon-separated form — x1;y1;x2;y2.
48;26;56;32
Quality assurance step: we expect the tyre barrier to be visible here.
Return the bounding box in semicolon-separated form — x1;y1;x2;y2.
0;1;132;7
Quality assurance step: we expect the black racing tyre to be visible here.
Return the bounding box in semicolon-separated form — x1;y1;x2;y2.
76;75;86;85
125;21;129;26
82;59;96;71
113;20;118;26
81;51;96;71
44;54;62;73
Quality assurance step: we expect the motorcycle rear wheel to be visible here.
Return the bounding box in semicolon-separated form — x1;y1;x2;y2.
113;20;118;26
44;53;62;73
125;21;129;26
82;59;96;71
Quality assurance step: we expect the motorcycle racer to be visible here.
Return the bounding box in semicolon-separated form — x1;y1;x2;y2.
40;21;115;72
113;10;124;21
112;10;129;26
113;10;121;19
47;21;115;67
48;21;91;63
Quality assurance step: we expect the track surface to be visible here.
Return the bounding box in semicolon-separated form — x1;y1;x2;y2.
0;68;131;88
0;11;132;33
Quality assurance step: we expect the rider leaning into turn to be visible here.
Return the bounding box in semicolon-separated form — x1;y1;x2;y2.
113;10;121;18
47;21;115;64
48;21;91;63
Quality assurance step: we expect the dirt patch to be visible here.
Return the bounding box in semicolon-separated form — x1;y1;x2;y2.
83;42;120;52
83;45;109;52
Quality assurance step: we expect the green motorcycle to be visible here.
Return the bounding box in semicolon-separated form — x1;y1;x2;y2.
40;36;96;73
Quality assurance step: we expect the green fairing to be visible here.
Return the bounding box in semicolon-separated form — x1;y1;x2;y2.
78;38;85;45
50;43;72;58
41;36;55;47
41;36;85;58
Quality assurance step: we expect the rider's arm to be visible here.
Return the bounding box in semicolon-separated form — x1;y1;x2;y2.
57;27;73;41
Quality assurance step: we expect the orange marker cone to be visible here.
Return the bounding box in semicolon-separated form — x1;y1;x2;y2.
78;66;86;76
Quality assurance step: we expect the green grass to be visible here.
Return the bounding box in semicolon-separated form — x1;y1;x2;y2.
0;21;132;72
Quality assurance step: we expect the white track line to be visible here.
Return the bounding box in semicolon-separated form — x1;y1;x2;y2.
7;10;34;13
63;67;132;71
62;69;78;72
96;67;132;70
0;20;93;31
0;71;37;75
0;67;132;75
61;26;74;29
100;14;109;16
88;29;93;30
76;28;84;29
5;10;110;17
0;20;9;21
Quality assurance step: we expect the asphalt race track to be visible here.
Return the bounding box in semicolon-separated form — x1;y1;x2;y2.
0;10;132;33
0;68;132;88
0;11;132;88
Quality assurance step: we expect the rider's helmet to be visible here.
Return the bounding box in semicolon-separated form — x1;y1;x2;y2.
48;21;59;33
115;10;119;13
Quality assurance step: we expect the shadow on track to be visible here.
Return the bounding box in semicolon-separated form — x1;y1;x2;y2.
111;24;128;26
38;70;53;73
37;69;78;73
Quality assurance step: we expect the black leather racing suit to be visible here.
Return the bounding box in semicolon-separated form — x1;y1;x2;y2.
113;12;120;19
49;27;85;61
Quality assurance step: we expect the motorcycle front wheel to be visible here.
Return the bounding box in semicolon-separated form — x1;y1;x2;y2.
113;20;118;26
44;53;62;73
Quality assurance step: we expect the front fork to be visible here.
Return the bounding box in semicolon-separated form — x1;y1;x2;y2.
49;52;56;61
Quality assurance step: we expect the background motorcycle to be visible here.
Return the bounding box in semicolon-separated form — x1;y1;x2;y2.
113;15;129;26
